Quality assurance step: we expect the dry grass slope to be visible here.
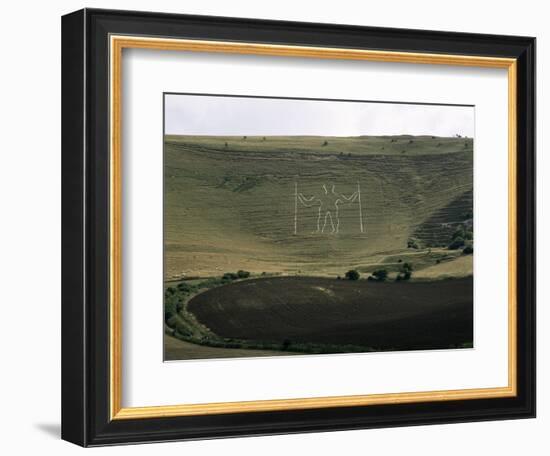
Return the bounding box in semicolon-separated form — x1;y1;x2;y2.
164;135;473;279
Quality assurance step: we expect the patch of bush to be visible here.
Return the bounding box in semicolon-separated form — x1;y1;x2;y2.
345;270;360;281
222;272;239;281
164;290;182;321
396;262;413;281
448;236;465;250
368;269;388;282
463;245;473;255
177;282;195;293
451;225;473;242
407;238;421;249
237;270;250;279
451;225;465;240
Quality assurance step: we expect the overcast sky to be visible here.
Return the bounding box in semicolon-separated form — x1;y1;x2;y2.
165;94;474;138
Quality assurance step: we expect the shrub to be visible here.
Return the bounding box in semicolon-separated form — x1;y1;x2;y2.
396;263;413;281
322;140;328;146
448;236;465;250
164;292;181;321
237;270;250;279
345;270;360;281
222;272;239;281
177;282;193;293
451;225;465;240
463;245;474;255
407;238;420;249
369;269;388;282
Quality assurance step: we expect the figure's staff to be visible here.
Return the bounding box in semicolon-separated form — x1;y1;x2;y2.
294;181;298;235
357;182;364;233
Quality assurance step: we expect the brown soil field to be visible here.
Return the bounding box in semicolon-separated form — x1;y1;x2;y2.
188;276;473;352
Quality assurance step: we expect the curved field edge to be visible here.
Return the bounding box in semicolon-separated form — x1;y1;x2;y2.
164;334;299;361
165;275;473;359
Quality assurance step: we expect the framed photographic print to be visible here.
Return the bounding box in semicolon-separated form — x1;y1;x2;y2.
61;8;536;446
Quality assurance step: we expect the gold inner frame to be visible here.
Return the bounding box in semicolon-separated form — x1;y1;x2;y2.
109;35;518;420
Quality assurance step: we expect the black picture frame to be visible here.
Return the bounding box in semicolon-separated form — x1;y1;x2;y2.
62;8;536;447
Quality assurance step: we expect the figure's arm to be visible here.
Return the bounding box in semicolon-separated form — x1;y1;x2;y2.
338;191;359;203
298;193;318;207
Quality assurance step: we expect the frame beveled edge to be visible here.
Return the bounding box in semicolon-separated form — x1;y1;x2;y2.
108;35;518;421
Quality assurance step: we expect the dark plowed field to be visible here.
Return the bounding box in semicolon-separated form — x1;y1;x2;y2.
188;277;473;352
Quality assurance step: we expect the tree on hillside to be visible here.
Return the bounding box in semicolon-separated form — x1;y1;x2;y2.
396;262;413;281
452;225;465;240
177;282;193;293
164;289;182;321
368;269;388;282
237;270;250;279
222;272;239;281
448;236;465;250
345;270;360;281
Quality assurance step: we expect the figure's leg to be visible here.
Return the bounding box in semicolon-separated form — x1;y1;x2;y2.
325;212;335;234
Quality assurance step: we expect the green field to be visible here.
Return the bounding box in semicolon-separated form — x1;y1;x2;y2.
164;134;473;359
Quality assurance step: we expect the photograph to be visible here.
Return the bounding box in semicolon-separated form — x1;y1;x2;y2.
57;5;536;448
163;94;475;361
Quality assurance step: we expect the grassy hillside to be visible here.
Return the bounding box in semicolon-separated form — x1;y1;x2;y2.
164;334;298;360
164;135;473;279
